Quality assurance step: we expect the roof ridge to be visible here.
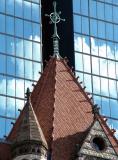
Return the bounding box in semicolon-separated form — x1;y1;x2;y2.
32;57;56;112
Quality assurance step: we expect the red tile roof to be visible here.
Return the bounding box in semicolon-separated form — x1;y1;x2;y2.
7;56;118;159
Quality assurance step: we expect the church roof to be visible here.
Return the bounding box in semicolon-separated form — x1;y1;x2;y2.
8;96;47;148
7;56;118;160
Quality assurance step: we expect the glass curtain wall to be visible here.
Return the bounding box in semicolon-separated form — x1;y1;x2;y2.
73;0;118;137
0;0;42;139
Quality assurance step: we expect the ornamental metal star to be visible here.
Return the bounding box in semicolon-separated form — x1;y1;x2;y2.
45;1;65;38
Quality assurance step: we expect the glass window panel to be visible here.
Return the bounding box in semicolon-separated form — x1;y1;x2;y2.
0;75;6;95
75;53;83;71
73;0;80;13
25;60;32;79
92;57;99;75
16;79;24;98
32;23;40;42
0;96;6;116
0;54;6;73
90;19;97;37
25;80;33;92
84;74;92;92
15;38;23;57
24;1;31;20
16;99;24;117
16;58;24;78
115;43;118;60
109;80;117;98
90;0;96;18
105;4;112;22
7;78;15;96
6;0;14;15
33;42;41;61
106;23;113;40
98;21;105;39
24;21;32;40
98;39;106;58
73;15;81;33
81;0;88;16
7;57;15;75
107;41;115;59
100;58;107;77
74;34;82;52
0;118;5;138
6;119;15;136
0;14;5;33
32;3;40;22
15;0;23;17
91;38;98;56
24;40;32;59
116;62;118;78
33;62;41;81
83;54;91;73
82;17;89;35
105;0;112;2
113;0;118;4
0;34;5;53
32;0;40;3
113;6;118;23
82;36;90;54
97;2;104;20
108;60;116;79
101;78;109;96
0;0;5;13
15;18;23;37
114;25;118;42
101;97;110;117
6;36;15;55
93;76;100;94
110;99;118;118
93;95;101;108
7;97;15;118
6;16;14;35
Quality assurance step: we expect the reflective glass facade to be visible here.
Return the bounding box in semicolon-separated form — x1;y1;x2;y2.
73;0;118;136
0;0;42;138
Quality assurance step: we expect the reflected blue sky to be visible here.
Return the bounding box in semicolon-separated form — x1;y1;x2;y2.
0;0;41;138
73;0;118;137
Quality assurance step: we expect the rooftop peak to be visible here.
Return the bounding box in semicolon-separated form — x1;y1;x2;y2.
45;1;65;57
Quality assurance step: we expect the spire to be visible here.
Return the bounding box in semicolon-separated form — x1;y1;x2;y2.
45;1;65;57
15;88;47;147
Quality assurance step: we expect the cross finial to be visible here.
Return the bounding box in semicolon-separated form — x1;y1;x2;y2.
45;1;65;57
45;1;65;38
25;88;31;102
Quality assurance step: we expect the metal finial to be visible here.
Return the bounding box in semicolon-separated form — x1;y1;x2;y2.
45;1;65;57
45;1;65;38
92;104;100;115
25;88;31;101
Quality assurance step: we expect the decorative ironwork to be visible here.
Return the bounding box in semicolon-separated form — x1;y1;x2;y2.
25;88;31;101
45;1;65;57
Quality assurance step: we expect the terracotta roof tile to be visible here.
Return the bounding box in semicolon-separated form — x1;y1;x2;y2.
7;57;118;159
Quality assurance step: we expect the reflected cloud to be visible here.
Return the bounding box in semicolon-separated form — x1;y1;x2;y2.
74;36;118;98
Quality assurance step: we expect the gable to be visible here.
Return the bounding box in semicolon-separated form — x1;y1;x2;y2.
77;120;118;160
